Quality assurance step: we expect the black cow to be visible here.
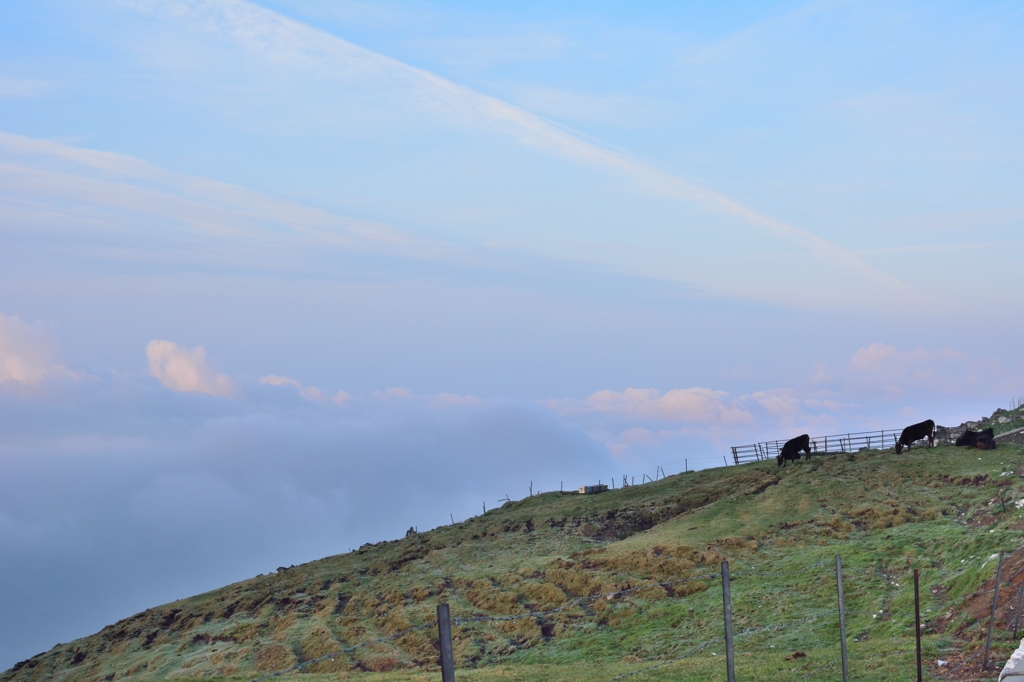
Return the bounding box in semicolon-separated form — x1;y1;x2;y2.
776;434;812;467
955;428;994;447
975;434;997;450
955;428;990;446
895;419;934;454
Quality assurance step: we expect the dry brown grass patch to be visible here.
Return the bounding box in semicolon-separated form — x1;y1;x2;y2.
521;581;567;609
632;581;669;601
409;585;433;602
544;567;594;596
382;606;414;634
498;616;542;648
583;545;700;579
300;624;341;659
494;571;522;588
228;621;260;644
672;579;709;598
717;537;758;552
360;655;400;672
466;579;522;614
270;611;298;639
254;643;297;672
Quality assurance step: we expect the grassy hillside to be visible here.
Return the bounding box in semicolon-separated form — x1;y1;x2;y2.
6;429;1024;681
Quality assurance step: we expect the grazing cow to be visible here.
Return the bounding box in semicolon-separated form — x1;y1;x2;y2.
776;434;812;467
895;419;935;454
955;428;994;447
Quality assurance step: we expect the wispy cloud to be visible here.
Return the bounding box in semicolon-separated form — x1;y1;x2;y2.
511;86;658;126
0;132;435;254
0;77;55;98
259;374;349;405
370;386;480;407
122;0;900;289
845;342;1020;398
409;31;570;69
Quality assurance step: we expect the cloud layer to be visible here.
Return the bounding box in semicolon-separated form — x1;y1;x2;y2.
0;372;610;670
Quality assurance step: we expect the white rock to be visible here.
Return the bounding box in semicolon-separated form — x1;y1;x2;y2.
1000;417;1011;424
1001;637;1024;680
937;660;947;667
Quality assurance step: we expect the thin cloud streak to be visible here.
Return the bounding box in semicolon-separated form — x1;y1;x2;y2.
0;133;438;253
124;0;902;290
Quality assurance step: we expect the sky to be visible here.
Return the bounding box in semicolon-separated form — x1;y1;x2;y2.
1;0;1023;669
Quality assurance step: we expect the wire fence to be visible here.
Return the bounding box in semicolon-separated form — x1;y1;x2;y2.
730;426;956;465
247;550;1022;682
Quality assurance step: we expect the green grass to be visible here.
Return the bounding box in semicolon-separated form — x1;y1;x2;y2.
6;442;1024;682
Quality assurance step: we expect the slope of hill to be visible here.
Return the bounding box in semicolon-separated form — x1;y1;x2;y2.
5;416;1024;681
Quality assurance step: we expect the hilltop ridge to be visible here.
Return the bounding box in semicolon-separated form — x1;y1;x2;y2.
6;405;1024;681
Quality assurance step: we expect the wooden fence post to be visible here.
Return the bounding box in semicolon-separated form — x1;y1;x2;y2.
914;569;922;682
721;561;736;682
437;603;456;682
836;554;850;682
1014;580;1024;639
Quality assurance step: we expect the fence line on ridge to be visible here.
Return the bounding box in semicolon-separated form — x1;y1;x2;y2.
730;426;957;465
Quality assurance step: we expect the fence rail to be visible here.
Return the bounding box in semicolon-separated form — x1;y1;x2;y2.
730;426;955;465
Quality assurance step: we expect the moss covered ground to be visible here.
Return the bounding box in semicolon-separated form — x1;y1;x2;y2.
5;438;1024;682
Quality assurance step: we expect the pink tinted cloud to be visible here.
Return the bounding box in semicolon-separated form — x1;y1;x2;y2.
146;340;234;397
0;313;77;389
585;387;754;426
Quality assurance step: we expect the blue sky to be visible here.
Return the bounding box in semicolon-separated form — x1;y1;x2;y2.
1;0;1023;669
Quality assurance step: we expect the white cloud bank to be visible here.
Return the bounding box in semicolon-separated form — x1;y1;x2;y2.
146;340;234;397
0;375;609;670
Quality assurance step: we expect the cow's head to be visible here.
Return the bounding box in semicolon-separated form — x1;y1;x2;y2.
895;442;904;454
776;454;784;467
